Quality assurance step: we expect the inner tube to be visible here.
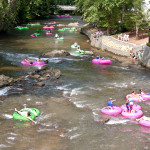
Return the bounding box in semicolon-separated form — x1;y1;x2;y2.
45;32;52;35
92;59;111;65
121;110;143;118
21;61;32;65
13;110;35;121
141;94;150;100
101;106;122;115
22;108;40;117
27;23;40;27
69;30;75;32
33;62;45;66
30;108;40;116
139;119;150;127
75;50;85;54
43;26;54;30
126;94;143;102
34;33;40;36
48;22;56;25
57;38;64;40
30;34;37;38
37;30;49;33
120;104;141;111
58;29;65;32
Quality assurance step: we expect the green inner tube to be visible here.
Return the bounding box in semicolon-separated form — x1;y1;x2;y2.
71;44;80;48
30;108;40;116
15;27;29;30
58;29;65;32
13;110;35;121
27;23;40;27
22;27;29;30
69;30;75;32
37;30;49;33
34;33;40;36
57;38;64;40
75;50;85;54
64;28;70;30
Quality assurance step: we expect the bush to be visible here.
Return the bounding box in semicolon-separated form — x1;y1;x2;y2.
146;42;150;47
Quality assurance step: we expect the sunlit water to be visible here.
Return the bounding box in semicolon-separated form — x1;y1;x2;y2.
0;16;150;150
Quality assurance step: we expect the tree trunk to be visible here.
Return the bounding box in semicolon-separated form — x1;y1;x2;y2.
121;2;126;23
135;22;139;39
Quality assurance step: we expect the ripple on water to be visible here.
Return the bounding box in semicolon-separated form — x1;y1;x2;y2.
2;114;13;119
0;87;11;96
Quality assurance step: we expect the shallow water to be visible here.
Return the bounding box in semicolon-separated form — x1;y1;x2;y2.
0;16;150;150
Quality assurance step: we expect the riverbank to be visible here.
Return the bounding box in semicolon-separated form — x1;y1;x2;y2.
80;24;147;66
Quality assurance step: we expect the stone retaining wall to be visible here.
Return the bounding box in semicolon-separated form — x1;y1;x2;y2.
142;45;150;68
81;26;146;57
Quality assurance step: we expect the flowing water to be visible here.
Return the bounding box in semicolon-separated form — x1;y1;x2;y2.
0;16;150;150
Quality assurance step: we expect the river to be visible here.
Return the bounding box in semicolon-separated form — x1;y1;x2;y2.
0;16;150;150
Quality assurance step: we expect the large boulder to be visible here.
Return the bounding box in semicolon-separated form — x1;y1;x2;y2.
0;75;13;88
52;69;61;79
43;50;70;57
84;51;94;55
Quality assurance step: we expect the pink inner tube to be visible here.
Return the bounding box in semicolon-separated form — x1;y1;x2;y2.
92;59;111;65
30;34;37;37
48;22;56;25
139;119;150;127
141;94;150;100
126;94;143;102
92;59;100;64
33;62;45;66
120;104;141;111
101;106;122;115
21;61;31;65
99;60;111;65
45;32;52;35
43;26;54;30
121;110;143;118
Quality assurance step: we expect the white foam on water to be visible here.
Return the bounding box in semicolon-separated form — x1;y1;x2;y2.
112;66;129;70
73;101;87;108
35;101;43;105
8;133;17;136
60;133;65;137
7;137;15;140
92;111;100;122
0;144;10;148
106;118;129;125
70;87;84;96
37;128;53;132
67;127;78;132
39;113;56;121
0;87;11;96
70;133;81;140
107;82;128;88
2;114;13;119
89;86;102;91
130;81;136;85
26;98;31;101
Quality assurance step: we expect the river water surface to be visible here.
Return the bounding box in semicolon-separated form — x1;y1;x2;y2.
0;16;150;150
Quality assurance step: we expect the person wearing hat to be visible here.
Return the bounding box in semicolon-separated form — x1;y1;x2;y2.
21;104;37;117
108;98;116;109
15;108;37;124
139;89;150;95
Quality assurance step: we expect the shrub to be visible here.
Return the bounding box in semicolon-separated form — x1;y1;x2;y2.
146;42;150;47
